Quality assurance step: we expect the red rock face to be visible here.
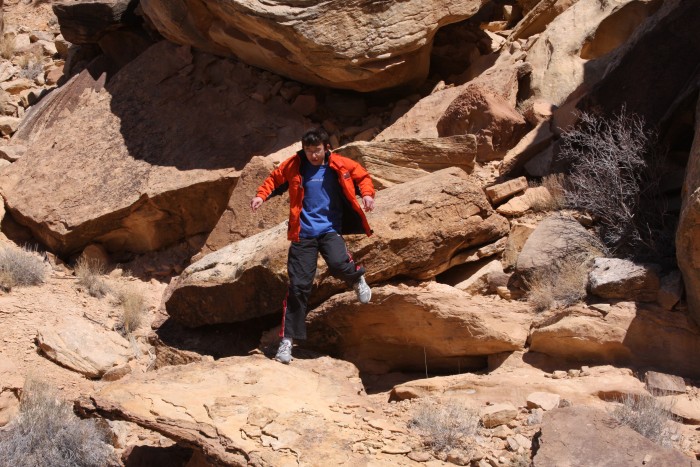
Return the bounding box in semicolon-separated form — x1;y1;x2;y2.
0;41;306;258
139;0;489;91
437;83;528;162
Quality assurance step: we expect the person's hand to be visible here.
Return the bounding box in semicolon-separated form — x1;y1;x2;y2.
362;195;374;212
250;196;263;212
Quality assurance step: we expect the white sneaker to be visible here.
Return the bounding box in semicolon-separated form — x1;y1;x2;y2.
353;275;371;304
275;338;293;364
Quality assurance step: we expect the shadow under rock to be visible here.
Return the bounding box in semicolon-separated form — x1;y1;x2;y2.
104;40;305;172
153;313;281;361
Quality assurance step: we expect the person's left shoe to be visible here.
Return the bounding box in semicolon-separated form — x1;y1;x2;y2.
353;275;372;304
275;338;293;364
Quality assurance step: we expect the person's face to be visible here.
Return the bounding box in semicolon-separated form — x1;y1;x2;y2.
303;143;326;166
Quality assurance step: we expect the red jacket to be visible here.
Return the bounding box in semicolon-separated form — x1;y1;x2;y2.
256;151;375;242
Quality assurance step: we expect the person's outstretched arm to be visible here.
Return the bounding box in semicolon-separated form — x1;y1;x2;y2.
250;161;290;212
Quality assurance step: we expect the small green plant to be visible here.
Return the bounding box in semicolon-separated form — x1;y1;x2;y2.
612;393;679;446
0;245;47;290
74;256;111;298
115;287;145;335
409;399;480;453
525;257;590;312
0;378;114;466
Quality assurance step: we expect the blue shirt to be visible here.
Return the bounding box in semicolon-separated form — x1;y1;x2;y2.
299;162;343;238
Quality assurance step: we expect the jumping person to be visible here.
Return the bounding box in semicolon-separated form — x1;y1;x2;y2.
250;128;375;364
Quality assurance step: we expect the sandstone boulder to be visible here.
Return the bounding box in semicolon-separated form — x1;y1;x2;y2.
485;176;528;205
0;41;306;258
0;144;26;162
81;355;416;466
196;156;289;259
587;257;660;302
515;215;603;277
578;0;698;127
498;121;554;177
455;50;533;108
139;0;488;91
376;85;465;140
36;318;132;379
645;371;686;395
0;356;22;427
533;406;693;466
678;97;700;326
448;259;505;295
526;0;661;106
509;0;578;40
657;270;683;311
480;403;518;428
390;363;645;403
165;167;509;327
437;83;528;162
656;395;700;425
335;135;477;189
526;392;561;411
53;0;136;44
529;302;700;378
306;282;534;374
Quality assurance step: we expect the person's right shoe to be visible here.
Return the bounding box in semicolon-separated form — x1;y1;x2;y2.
353;275;372;304
275;338;293;364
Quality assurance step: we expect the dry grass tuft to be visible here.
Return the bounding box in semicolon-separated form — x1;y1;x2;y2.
114;287;146;335
525;257;589;312
526;173;568;212
74;257;111;298
0;246;47;290
0;34;16;60
612;393;679;446
0;378;113;466
409;399;480;453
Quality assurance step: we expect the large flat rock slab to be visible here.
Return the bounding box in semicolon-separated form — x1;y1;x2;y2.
83;355;421;466
335;135;477;189
0;40;305;258
307;282;534;374
164;167;509;327
37;317;132;379
529;302;700;378
390;362;646;404
140;0;488;91
533;406;696;467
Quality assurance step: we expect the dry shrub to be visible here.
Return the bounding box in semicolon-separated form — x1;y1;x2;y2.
0;245;47;290
115;287;145;335
74;257;111;298
612;393;679;447
558;108;672;260
0;34;16;60
525;257;589;312
0;378;113;466
409;399;480;453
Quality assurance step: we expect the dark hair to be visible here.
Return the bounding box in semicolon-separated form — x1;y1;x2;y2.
301;128;330;148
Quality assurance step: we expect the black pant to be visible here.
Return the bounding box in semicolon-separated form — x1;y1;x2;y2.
282;232;364;339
